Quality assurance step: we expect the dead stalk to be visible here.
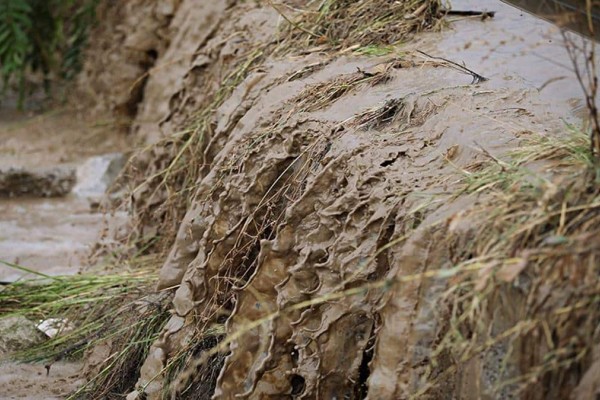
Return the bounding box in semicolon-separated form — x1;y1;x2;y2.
562;0;600;161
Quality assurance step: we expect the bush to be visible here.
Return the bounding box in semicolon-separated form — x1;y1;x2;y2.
0;0;97;108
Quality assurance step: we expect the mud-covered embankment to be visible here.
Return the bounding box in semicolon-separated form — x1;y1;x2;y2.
78;0;600;398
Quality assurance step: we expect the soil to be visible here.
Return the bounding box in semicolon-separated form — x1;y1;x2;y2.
0;362;85;400
108;0;597;398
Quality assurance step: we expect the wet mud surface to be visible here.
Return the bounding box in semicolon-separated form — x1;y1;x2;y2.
0;198;106;282
105;0;599;399
0;110;128;282
2;0;599;398
0;362;85;400
437;0;592;114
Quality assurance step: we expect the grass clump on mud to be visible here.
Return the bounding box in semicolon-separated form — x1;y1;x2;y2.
419;128;600;398
0;259;170;399
272;0;443;51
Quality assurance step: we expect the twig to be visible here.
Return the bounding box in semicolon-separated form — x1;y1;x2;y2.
442;9;496;20
561;23;600;161
416;50;488;84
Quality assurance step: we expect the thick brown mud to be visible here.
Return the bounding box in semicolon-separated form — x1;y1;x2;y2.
87;1;598;399
0;362;84;400
2;0;600;399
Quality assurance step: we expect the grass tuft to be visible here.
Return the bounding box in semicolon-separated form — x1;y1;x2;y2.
0;259;170;399
273;0;443;53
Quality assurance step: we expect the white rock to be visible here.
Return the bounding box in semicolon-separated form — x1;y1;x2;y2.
73;153;126;199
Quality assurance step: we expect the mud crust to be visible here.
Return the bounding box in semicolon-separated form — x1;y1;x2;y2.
64;0;600;399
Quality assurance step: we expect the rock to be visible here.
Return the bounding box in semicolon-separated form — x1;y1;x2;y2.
0;166;76;197
0;316;47;356
36;318;74;338
72;153;127;199
126;390;141;400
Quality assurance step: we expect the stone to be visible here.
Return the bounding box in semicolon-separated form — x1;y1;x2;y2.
0;316;47;356
0;166;76;197
72;153;127;199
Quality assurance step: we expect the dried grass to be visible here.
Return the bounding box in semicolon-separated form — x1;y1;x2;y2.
273;0;443;52
418;128;600;397
116;47;268;256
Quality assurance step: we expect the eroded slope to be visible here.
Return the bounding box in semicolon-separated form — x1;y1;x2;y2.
76;1;600;399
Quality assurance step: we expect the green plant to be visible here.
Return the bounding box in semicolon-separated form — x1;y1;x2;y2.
0;0;97;109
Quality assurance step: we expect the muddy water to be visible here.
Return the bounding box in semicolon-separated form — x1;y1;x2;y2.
0;110;128;397
0;110;128;282
0;197;104;282
432;0;597;121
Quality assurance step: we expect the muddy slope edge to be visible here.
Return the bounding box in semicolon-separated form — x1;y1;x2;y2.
78;1;600;399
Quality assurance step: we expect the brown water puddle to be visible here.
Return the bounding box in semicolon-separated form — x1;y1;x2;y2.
429;0;595;121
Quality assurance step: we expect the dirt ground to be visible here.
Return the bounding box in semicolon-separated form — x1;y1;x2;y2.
0;362;85;400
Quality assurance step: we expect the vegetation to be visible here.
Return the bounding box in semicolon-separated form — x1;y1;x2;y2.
0;0;97;108
0;258;169;399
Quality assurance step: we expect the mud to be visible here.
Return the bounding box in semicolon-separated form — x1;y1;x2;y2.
86;0;598;398
0;197;109;282
432;0;593;115
0;109;129;169
5;0;598;398
76;1;178;118
0;109;129;282
0;316;83;399
0;362;84;400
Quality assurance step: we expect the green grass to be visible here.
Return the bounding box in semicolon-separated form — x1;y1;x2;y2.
0;259;169;399
353;44;396;56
